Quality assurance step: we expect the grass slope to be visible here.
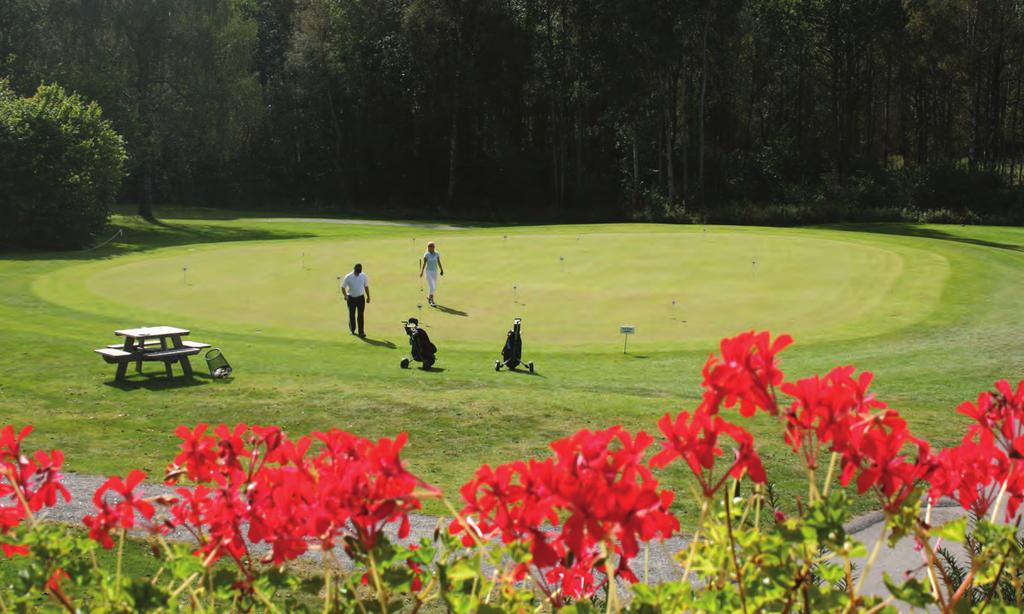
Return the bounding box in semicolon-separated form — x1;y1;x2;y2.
2;211;1023;520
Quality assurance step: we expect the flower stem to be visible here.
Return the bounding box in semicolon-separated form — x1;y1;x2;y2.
116;528;125;592
681;500;710;583
822;453;838;498
344;573;370;614
805;466;820;504
169;573;201;600
47;582;76;613
991;476;1010;523
604;542;618;614
753;482;762;528
322;549;333;614
922;502;941;601
724;491;749;614
911;524;949;610
252;585;283;614
854;522;887;596
2;466;39;529
367;549;390;614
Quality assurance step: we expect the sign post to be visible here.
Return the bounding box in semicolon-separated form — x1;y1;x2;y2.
620;325;635;354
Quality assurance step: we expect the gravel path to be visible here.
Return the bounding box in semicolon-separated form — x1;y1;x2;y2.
46;472;967;599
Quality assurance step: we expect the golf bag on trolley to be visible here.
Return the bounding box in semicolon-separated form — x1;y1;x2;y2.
495;318;534;372
400;318;437;369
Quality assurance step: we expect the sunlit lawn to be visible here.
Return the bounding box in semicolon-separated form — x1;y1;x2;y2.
2;209;1023;521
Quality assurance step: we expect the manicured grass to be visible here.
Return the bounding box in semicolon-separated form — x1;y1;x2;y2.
2;211;1023;520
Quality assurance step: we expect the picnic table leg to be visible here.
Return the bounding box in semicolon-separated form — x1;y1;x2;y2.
167;335;186;377
134;339;143;373
120;337;140;378
164;360;174;377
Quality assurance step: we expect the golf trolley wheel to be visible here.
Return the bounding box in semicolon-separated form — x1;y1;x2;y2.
528;362;534;373
400;358;410;369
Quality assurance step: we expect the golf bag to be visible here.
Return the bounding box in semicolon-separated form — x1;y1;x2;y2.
495;318;534;372
400;318;437;369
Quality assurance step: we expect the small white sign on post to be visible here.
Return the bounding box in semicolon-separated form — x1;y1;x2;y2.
620;325;636;354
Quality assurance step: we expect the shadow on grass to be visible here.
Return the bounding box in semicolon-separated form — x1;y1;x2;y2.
421;366;446;373
500;368;544;377
3;216;314;262
358;336;397;349
826;223;1024;253
103;372;212;391
433;304;468;317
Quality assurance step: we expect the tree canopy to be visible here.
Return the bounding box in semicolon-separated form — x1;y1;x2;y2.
0;81;126;249
2;0;1023;223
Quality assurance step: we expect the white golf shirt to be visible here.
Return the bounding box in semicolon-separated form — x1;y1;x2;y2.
341;271;369;297
423;251;440;273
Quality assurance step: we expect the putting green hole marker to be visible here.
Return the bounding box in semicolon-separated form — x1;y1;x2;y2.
620;325;635;354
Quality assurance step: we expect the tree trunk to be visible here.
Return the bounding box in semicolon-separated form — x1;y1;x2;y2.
326;86;345;202
681;74;689;197
666;73;677;207
698;0;712;203
882;59;891;166
447;90;458;211
139;160;156;221
632;123;640;212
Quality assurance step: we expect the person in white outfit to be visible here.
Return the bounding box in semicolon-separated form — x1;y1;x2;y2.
419;241;444;306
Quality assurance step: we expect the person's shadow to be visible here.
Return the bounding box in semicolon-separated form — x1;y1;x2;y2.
358;336;397;349
433;304;468;317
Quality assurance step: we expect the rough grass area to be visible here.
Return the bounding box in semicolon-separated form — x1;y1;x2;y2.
2;210;1023;520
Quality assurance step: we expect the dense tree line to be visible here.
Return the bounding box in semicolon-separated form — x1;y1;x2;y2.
3;0;1024;222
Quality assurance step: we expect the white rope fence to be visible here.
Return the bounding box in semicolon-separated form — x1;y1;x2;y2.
83;227;124;251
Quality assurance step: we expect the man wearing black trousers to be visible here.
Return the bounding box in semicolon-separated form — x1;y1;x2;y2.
341;263;370;337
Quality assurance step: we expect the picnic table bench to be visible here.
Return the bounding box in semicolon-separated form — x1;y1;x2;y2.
94;326;209;381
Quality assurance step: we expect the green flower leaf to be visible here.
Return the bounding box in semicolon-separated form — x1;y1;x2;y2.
883;572;935;607
931;517;967;542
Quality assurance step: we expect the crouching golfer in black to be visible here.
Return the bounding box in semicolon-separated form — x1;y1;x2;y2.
341;263;370;337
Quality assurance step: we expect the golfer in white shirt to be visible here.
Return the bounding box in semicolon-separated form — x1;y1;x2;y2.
419;241;444;306
341;263;370;337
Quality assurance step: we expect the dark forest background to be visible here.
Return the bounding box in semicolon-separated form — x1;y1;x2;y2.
4;0;1024;223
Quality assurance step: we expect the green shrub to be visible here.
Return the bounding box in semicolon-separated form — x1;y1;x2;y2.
0;81;126;250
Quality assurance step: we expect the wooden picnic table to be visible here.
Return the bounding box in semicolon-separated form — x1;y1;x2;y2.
95;326;210;381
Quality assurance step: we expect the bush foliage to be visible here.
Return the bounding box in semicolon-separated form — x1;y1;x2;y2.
0;81;126;249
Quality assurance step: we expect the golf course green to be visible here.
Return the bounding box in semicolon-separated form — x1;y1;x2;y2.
2;210;1023;518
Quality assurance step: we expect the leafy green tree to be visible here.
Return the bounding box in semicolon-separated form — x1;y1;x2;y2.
0;81;127;249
